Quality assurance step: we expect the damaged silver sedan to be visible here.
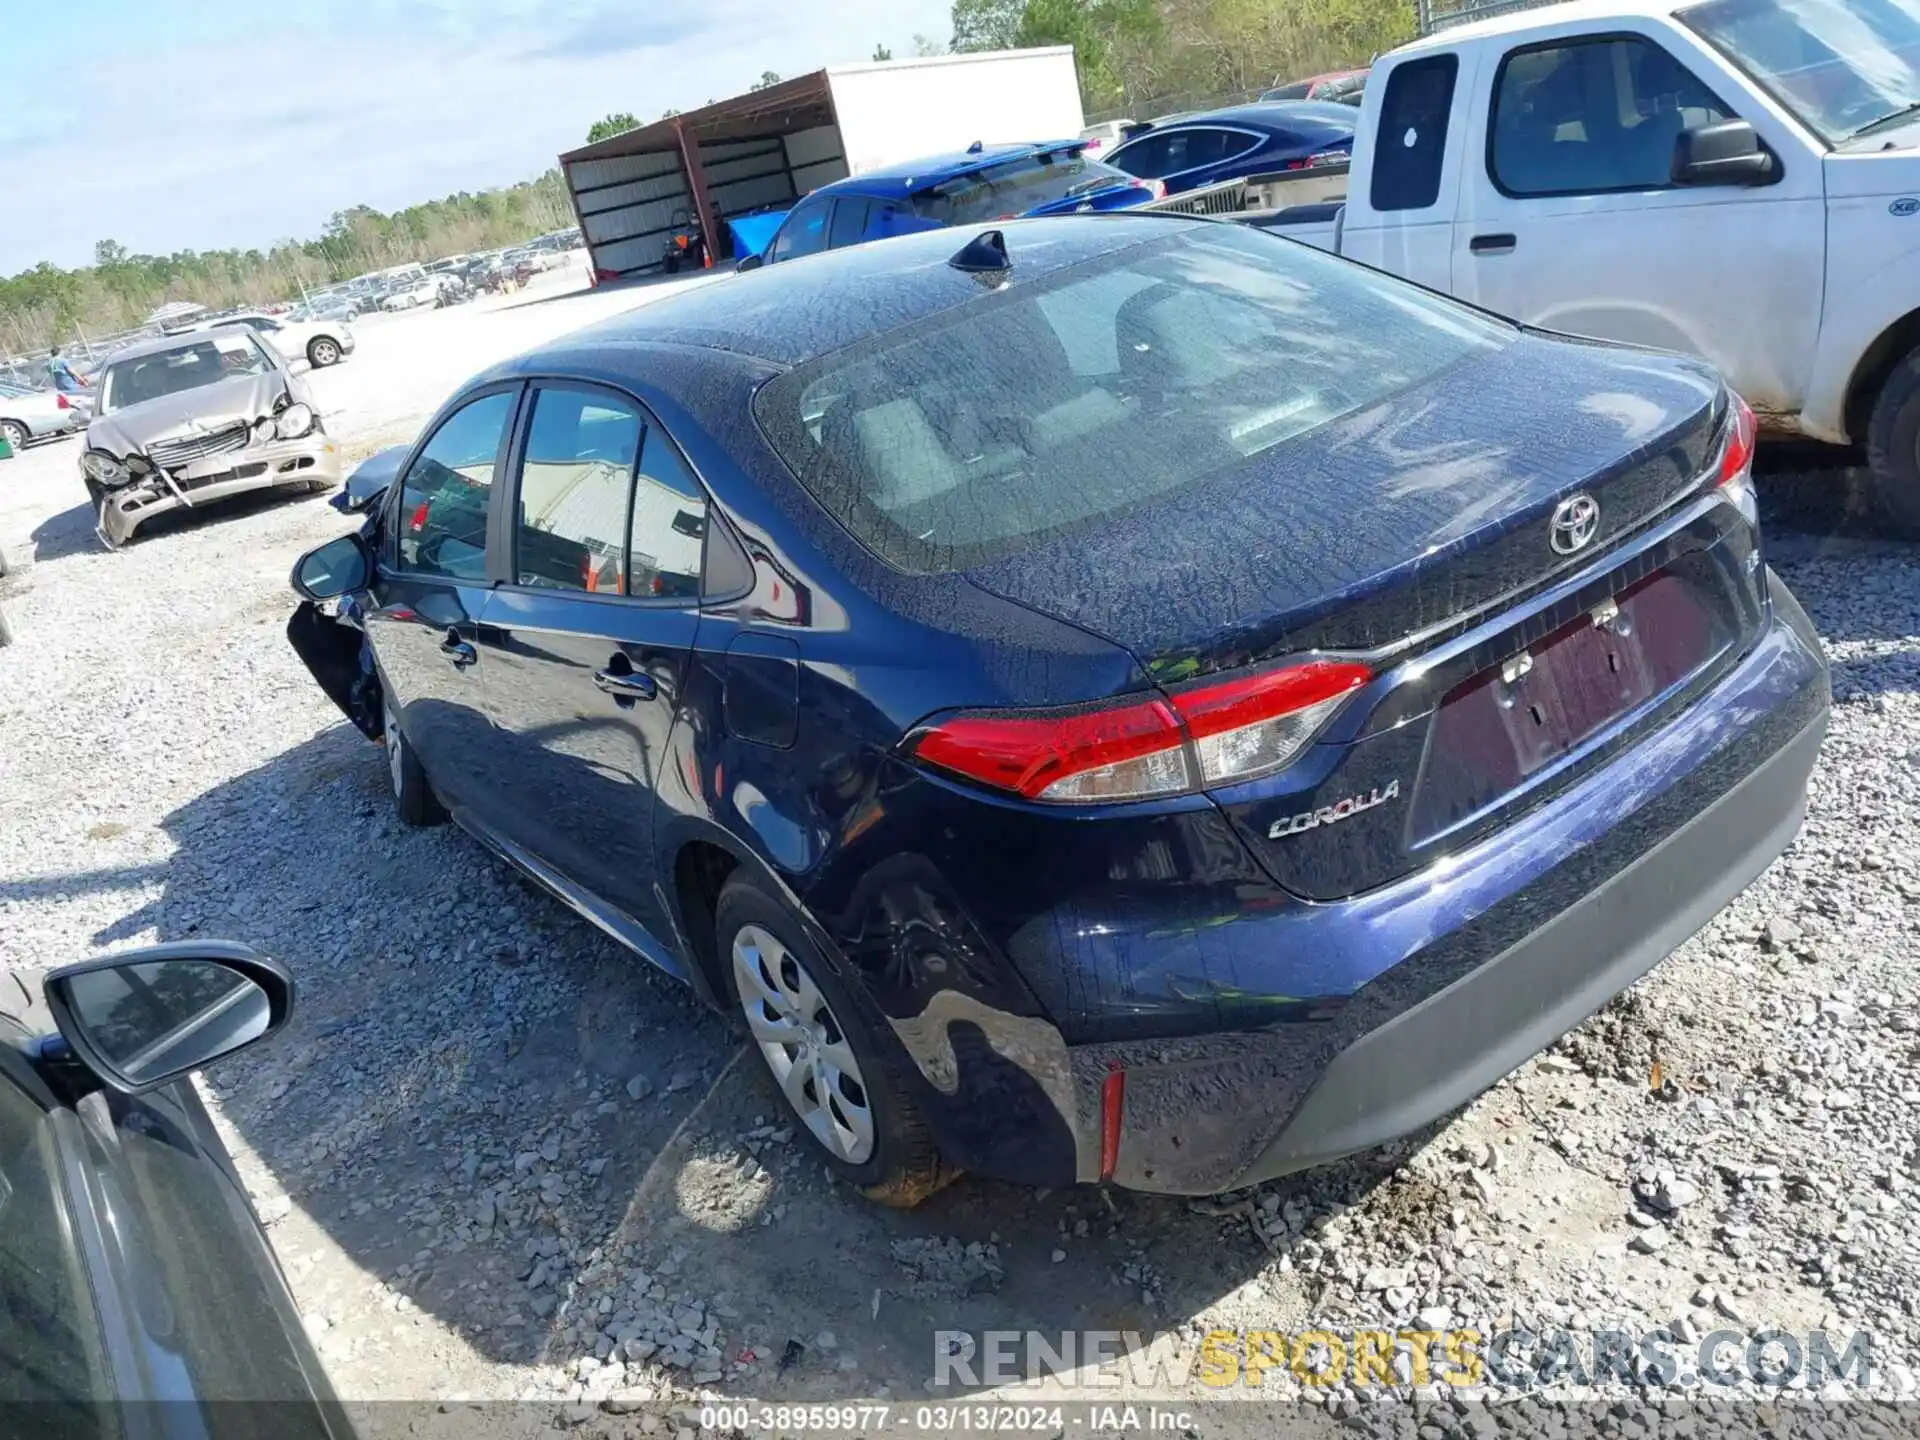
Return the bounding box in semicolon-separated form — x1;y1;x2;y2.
80;326;342;547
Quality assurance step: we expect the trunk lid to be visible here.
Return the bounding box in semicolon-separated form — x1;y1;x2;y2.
965;333;1762;898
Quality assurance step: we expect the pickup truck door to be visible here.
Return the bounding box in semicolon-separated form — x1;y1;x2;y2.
1449;23;1825;419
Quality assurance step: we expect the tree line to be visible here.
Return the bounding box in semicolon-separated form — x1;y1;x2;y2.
2;170;575;359
952;0;1414;117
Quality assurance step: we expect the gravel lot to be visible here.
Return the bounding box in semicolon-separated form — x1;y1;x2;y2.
2;272;1917;1430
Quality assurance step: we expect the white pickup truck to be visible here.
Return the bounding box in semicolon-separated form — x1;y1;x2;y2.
1260;0;1920;523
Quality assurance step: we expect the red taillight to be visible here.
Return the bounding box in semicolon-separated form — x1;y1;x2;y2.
1139;178;1167;200
1718;393;1756;487
910;695;1184;802
908;659;1371;804
56;392;71;410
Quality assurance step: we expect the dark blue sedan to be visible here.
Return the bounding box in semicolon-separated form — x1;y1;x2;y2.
1103;101;1357;194
748;140;1161;266
289;214;1827;1202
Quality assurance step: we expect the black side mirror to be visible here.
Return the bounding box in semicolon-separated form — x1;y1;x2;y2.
291;532;371;600
735;253;765;273
44;942;293;1094
1672;119;1774;186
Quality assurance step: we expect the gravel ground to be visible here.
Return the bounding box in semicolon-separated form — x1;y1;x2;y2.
2;290;1917;1434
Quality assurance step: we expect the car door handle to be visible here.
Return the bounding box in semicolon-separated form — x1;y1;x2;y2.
1470;233;1517;255
594;668;657;701
440;632;477;667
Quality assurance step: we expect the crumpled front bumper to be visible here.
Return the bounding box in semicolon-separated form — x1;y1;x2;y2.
97;433;343;544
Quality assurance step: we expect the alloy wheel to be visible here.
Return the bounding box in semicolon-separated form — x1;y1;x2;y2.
731;923;875;1164
312;338;340;366
0;422;25;452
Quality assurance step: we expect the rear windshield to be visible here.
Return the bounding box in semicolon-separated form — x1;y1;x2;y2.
914;152;1135;224
753;225;1512;574
99;333;275;414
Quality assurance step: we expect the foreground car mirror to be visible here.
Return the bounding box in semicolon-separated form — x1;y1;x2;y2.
735;253;764;273
44;942;293;1095
292;533;371;600
1672;120;1774;186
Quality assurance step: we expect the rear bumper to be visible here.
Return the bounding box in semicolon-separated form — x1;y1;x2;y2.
1031;575;1828;1194
1236;695;1822;1187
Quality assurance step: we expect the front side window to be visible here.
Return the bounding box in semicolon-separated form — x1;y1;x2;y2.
628;430;707;600
1680;0;1920;144
754;226;1511;574
0;1060;113;1419
1491;36;1734;195
514;386;643;592
770;201;830;262
1372;55;1460;211
394;389;515;580
98;333;275;414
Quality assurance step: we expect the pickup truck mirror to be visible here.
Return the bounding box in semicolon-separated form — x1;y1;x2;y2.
736;252;765;273
1672;120;1775;187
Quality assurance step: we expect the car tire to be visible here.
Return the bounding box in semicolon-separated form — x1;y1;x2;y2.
715;874;952;1207
384;698;447;827
308;336;342;368
1865;343;1920;534
0;420;27;453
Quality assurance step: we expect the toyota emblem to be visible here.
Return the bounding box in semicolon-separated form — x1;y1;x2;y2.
1549;493;1600;555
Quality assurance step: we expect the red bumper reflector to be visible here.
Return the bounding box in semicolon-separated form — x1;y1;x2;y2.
1099;1064;1126;1182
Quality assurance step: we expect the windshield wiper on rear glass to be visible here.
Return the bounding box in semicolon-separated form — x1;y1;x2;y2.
1851;100;1920;140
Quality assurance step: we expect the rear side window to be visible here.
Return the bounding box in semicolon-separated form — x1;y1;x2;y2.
514;385;643;592
912;152;1135;224
1491;36;1734;196
628;432;707;600
754;226;1511;574
1112;127;1256;180
828;199;869;249
1371;55;1460;212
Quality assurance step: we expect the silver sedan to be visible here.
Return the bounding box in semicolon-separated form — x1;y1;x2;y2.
0;381;89;451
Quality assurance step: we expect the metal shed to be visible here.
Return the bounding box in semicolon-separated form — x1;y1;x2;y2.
559;48;1085;282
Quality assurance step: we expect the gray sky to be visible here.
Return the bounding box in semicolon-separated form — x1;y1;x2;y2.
1;0;951;274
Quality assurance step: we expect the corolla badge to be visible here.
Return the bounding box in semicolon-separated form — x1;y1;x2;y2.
1549;492;1601;555
1892;198;1920;217
1269;779;1400;839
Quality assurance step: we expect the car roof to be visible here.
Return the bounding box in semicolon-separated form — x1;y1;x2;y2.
1139;100;1358;133
811;140;1091;201
101;325;263;363
504;212;1207;374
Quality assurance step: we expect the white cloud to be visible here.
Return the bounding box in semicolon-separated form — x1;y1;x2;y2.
2;0;950;272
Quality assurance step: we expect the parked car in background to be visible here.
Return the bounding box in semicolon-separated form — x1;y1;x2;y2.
1104;101;1357;194
287;214;1826;1206
747;140;1164;267
0;380;89;451
380;278;440;312
173;310;355;369
0;945;352;1433
81;326;340;545
1249;0;1920;527
1264;68;1371;103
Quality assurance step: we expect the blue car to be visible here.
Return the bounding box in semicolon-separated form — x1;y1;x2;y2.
1103;100;1357;194
746;140;1161;267
288;213;1826;1203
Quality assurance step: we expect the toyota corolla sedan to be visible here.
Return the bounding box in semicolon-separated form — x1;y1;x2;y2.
288;214;1828;1204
